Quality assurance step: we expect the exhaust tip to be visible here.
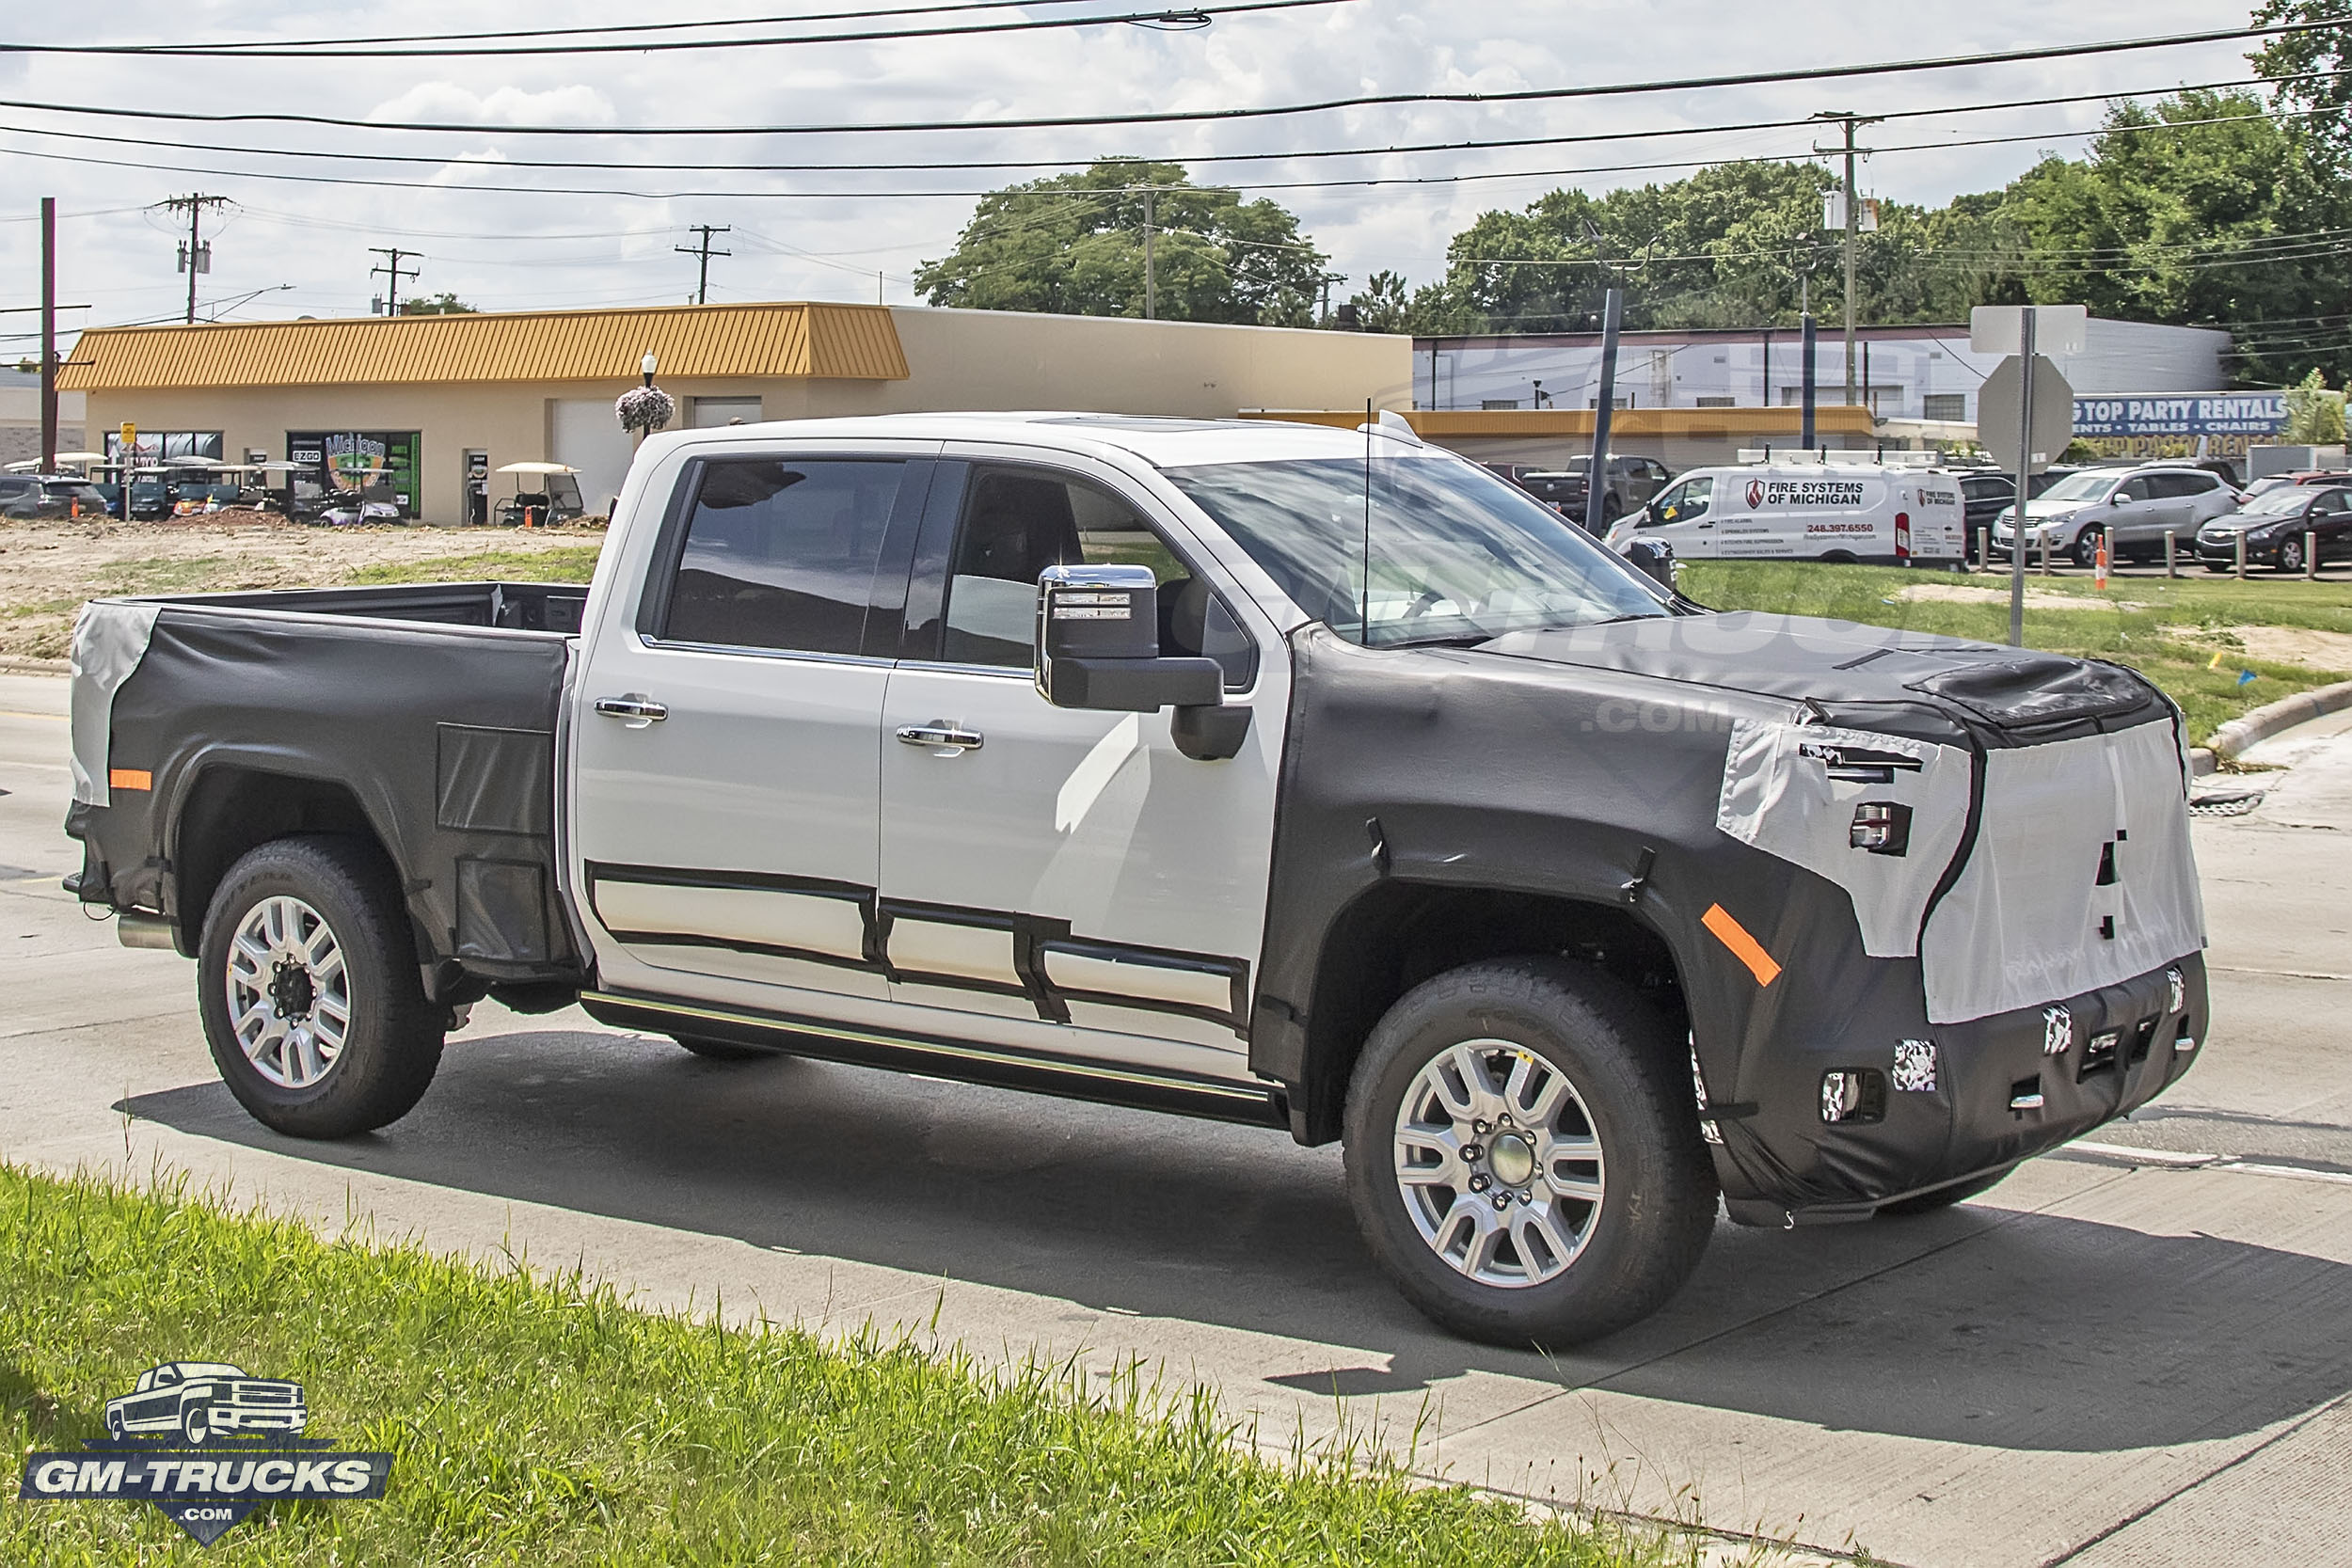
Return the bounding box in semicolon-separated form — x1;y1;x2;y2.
116;912;177;951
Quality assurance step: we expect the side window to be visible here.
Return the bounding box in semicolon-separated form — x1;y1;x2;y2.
2313;490;2348;515
2115;478;2149;503
934;467;1257;688
659;458;905;656
1648;476;1711;525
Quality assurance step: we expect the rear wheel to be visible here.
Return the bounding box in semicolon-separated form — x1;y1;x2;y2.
198;836;445;1138
1343;957;1716;1348
1877;1164;2017;1216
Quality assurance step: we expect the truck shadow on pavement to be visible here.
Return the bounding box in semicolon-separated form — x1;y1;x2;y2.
119;1023;2352;1455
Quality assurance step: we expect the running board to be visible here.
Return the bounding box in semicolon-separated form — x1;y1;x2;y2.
578;989;1287;1129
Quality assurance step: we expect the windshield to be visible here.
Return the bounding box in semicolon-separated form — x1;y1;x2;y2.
1164;453;1669;646
2238;485;2315;516
2037;470;2120;503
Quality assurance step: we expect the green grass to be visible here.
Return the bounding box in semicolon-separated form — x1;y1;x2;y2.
0;1164;1685;1566
342;546;604;587
1679;562;2352;745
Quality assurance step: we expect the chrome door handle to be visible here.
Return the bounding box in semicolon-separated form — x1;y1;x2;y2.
594;694;668;726
897;721;983;752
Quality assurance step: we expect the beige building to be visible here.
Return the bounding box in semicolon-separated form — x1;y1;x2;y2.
59;302;1413;523
0;371;86;467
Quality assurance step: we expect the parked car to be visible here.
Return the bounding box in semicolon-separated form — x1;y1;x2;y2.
1518;455;1674;525
68;413;2209;1349
2195;483;2352;573
103;1362;307;1445
0;475;114;519
1992;463;2241;567
2239;470;2352;501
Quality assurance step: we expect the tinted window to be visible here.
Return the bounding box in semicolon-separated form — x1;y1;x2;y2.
661;458;904;655
935;468;1256;686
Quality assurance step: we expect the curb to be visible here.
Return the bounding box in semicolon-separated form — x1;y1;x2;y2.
0;655;69;675
2208;678;2352;764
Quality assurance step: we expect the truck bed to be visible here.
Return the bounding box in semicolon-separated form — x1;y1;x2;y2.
68;582;587;991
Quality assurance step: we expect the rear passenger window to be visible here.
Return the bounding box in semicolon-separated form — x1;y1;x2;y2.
930;467;1256;688
660;458;905;655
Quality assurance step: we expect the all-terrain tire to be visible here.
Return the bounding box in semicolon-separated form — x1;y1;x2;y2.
198;835;445;1138
1875;1164;2017;1217
1342;957;1717;1348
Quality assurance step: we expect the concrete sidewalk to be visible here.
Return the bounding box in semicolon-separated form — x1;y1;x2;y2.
6;669;2349;1567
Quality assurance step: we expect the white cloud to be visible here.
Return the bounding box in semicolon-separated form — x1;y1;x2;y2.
0;0;2276;334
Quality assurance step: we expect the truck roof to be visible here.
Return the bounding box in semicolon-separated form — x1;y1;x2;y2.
641;412;1411;470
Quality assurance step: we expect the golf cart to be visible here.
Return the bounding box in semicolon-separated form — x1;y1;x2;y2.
493;462;585;527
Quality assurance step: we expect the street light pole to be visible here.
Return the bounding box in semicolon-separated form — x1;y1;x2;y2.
1813;112;1883;411
39;197;56;475
1142;187;1157;321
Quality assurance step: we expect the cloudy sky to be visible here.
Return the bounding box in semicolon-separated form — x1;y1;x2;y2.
0;0;2273;345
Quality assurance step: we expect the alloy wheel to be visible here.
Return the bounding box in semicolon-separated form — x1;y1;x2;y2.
1391;1039;1607;1289
225;895;352;1089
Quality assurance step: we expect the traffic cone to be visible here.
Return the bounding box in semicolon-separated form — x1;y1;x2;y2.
2094;537;2109;591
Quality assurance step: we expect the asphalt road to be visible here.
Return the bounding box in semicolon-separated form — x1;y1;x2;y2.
3;669;2348;1568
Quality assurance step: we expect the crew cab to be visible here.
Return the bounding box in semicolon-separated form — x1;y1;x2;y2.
103;1363;307;1444
66;414;2211;1346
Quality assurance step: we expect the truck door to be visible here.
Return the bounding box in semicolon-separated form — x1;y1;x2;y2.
570;451;931;1010
873;458;1287;1084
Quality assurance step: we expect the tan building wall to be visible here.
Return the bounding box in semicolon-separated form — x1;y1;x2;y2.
76;307;1414;524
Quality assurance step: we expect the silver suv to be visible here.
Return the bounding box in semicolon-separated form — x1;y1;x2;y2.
1992;464;2241;567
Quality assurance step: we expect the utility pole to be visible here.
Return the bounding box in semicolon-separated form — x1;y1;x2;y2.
1142;187;1157;320
675;225;731;305
1583;290;1623;538
1813;112;1882;410
369;247;420;314
39;198;56;474
160;194;229;324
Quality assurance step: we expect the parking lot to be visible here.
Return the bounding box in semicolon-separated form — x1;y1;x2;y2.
4;666;2349;1566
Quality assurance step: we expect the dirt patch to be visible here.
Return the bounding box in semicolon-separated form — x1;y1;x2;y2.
1894;581;2146;612
0;516;602;659
2185;624;2352;674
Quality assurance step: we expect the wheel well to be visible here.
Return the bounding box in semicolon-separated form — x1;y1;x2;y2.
1289;883;1687;1144
171;767;389;950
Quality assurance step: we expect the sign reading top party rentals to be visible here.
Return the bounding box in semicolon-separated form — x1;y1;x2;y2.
2072;393;2288;438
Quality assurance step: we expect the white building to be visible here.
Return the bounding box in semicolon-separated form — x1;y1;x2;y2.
1416;318;2233;424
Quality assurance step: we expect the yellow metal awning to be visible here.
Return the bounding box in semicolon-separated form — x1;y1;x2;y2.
58;300;910;392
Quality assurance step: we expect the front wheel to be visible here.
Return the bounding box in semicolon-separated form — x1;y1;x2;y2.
2278;537;2305;574
198;836;446;1138
1343;958;1716;1348
180;1402;213;1446
2073;528;2104;569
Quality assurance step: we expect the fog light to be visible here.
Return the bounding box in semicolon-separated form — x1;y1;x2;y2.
1849;801;1913;856
1820;1069;1886;1124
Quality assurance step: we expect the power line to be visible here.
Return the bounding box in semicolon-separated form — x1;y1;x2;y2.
675;224;732;303
158;193;230;324
369;245;421;312
0;0;1343;58
0;68;2318;182
0;18;2324;139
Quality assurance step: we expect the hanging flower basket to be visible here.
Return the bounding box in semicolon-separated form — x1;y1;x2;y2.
615;386;675;434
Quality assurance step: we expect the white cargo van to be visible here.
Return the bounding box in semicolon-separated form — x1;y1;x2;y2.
1605;462;1964;564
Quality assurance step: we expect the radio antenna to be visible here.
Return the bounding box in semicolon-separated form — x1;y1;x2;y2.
1359;395;1373;645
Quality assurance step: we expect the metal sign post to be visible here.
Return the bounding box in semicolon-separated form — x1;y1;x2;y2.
2010;308;2033;648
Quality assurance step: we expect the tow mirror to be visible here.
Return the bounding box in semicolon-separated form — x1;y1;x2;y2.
1624;537;1677;592
1035;565;1248;758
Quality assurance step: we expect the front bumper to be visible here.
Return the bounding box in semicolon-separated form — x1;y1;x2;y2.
1713;952;2208;1226
212;1407;307;1433
2195;533;2282;565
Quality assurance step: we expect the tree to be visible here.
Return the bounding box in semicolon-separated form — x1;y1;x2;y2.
398;292;478;316
2252;0;2352;167
1997;89;2352;384
2282;368;2346;442
914;160;1327;326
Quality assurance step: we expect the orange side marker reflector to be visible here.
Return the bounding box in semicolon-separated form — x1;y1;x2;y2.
1702;903;1781;987
107;768;151;792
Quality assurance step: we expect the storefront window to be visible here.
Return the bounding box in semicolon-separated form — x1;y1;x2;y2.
103;431;223;466
286;431;422;518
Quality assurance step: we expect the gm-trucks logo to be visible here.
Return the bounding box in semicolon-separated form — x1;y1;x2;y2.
18;1362;391;1545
